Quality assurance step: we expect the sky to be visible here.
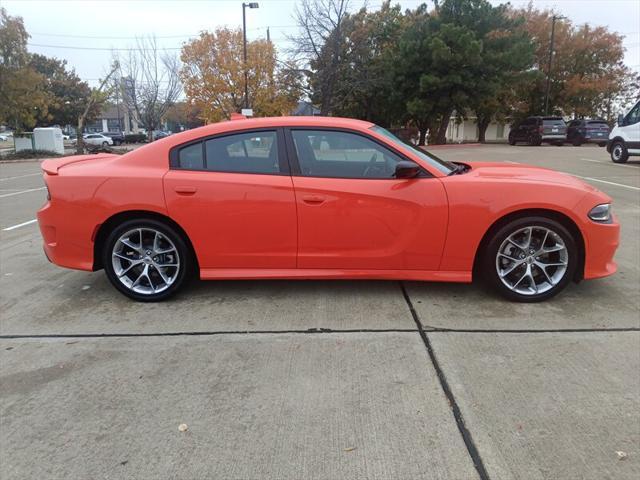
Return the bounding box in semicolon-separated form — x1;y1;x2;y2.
1;0;639;87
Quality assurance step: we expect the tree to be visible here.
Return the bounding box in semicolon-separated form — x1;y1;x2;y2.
180;28;302;123
512;6;631;119
75;63;119;154
0;8;49;131
116;37;181;141
29;54;97;128
164;101;205;131
289;0;351;115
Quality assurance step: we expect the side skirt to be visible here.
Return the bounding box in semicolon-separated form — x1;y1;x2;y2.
199;268;471;283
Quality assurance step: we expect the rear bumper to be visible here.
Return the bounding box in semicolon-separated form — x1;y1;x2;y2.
583;216;620;280
541;134;567;141
37;201;94;271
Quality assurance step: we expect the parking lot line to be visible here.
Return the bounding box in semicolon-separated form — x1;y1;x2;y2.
0;172;42;182
580;157;639;169
573;175;640;191
0;187;46;198
2;219;37;231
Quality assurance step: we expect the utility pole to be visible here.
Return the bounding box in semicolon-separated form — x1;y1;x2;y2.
543;14;565;115
242;3;259;111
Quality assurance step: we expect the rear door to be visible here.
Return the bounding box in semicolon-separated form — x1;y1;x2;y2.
163;129;297;269
286;128;448;271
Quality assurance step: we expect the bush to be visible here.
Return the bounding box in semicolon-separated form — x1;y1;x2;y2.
124;133;147;144
0;149;62;161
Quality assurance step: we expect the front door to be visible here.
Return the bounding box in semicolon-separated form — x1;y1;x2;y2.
286;129;448;270
163;129;297;269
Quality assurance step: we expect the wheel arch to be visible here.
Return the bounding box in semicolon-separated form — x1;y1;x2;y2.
607;136;625;153
472;208;585;282
92;210;199;273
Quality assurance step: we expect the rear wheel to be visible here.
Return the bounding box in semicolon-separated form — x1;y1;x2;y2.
483;217;577;302
508;134;516;146
103;219;191;301
611;140;629;163
529;135;542;146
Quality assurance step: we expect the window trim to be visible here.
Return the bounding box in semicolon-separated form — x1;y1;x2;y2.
169;127;290;176
283;127;431;180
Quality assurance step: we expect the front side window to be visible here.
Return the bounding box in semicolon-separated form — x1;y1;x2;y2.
205;131;280;174
625;103;640;126
291;129;406;179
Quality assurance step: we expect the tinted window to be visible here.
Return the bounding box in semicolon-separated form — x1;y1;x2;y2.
205;131;280;174
543;118;565;126
178;143;204;169
586;121;608;127
292;130;404;179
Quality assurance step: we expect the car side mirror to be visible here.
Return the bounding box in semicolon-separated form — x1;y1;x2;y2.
395;161;421;179
617;114;624;126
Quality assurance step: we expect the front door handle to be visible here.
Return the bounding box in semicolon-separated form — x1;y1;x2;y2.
174;186;197;195
302;194;326;205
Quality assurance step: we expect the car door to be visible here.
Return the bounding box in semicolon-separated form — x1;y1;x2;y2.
163;129;298;270
286;128;448;271
621;102;640;152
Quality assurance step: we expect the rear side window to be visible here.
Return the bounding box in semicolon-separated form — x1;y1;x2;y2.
178;143;204;169
205;131;280;174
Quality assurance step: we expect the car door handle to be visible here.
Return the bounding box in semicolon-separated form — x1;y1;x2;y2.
174;186;197;195
302;194;326;205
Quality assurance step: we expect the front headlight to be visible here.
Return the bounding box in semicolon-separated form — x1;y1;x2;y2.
588;203;611;222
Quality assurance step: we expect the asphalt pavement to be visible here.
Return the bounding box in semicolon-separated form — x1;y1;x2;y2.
1;144;638;479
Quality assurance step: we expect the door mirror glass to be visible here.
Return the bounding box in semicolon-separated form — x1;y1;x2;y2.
394;161;421;179
617;114;624;126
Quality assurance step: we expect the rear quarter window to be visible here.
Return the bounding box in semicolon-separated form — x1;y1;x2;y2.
178;143;204;169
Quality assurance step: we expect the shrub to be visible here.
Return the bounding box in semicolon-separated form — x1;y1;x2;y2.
0;149;62;161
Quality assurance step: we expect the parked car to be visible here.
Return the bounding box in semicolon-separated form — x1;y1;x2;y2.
0;134;8;142
102;131;125;146
153;131;170;141
508;117;567;146
37;116;619;303
566;119;610;147
607;100;640;163
71;133;113;148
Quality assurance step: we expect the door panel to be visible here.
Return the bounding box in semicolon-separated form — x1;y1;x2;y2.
164;170;297;269
292;176;449;270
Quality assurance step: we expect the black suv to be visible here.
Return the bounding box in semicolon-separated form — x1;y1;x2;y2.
566;119;610;147
102;131;125;146
509;117;567;146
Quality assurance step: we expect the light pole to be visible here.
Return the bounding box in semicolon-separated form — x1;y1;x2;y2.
543;14;565;115
242;2;259;111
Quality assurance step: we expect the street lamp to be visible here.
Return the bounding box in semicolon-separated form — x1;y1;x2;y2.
543;14;566;115
242;2;259;111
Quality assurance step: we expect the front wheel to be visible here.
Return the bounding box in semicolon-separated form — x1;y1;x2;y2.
102;141;109;148
483;217;577;302
611;141;629;163
103;219;192;301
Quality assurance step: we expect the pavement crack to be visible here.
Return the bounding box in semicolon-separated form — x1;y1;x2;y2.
420;326;640;334
0;328;418;340
399;281;491;480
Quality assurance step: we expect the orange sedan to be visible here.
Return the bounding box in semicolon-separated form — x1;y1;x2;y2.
37;116;620;302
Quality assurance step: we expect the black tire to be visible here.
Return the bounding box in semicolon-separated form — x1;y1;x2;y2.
572;139;581;146
102;141;109;148
610;140;629;163
529;135;542;146
555;142;564;146
598;142;606;147
508;135;516;146
103;218;192;301
482;216;578;302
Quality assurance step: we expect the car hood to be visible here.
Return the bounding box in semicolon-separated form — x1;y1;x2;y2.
464;162;598;191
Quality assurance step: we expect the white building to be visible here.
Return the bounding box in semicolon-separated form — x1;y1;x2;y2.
445;114;511;143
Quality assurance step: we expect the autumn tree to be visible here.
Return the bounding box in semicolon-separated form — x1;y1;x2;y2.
180;28;301;122
116;37;182;141
0;8;49;131
512;6;630;119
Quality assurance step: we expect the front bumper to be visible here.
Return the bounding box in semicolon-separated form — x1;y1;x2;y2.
583;215;620;280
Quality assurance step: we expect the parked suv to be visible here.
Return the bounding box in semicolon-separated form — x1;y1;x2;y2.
508;117;567;146
607;100;640;163
566;119;610;147
102;131;125;146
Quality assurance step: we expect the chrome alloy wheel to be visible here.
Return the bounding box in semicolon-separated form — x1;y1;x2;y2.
111;228;180;295
495;226;568;296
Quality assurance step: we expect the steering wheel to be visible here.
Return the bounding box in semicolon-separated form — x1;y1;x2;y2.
363;153;383;177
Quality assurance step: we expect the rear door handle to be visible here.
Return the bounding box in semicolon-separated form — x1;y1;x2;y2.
174;186;197;195
302;194;326;205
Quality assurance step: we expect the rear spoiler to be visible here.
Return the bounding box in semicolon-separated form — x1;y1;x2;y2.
41;154;118;175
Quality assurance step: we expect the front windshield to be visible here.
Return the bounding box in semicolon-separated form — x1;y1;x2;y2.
370;126;455;175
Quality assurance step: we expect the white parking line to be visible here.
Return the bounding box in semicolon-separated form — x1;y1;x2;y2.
580;158;639;169
0;173;41;182
0;187;46;198
2;219;37;231
574;175;640;191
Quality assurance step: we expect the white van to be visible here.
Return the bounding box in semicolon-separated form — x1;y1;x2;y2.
607;100;640;163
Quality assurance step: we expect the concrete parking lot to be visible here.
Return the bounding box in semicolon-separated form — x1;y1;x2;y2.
1;144;638;479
